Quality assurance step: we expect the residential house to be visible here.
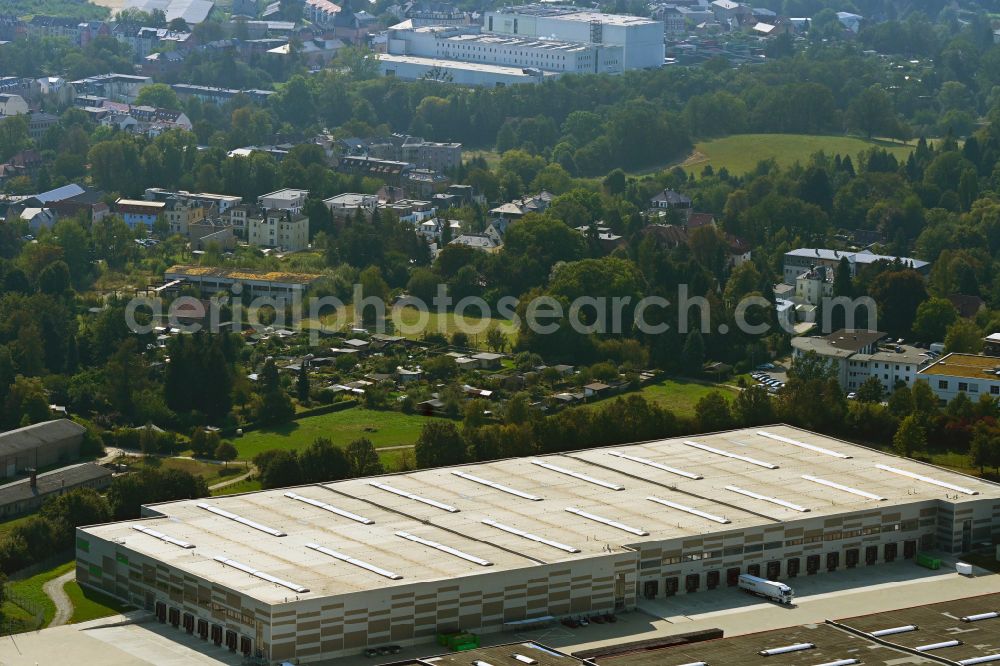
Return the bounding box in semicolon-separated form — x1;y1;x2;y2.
116;198;165;229
649;189;692;216
26;112;59;141
163;196;207;236
0;93;28;116
449;233;500;252
20;207;56;233
794;265;833;307
247;209;310;251
985;333;1000;358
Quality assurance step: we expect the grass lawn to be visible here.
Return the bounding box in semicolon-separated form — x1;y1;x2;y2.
635;378;735;418
7;560;75;627
211;477;263;496
306;305;516;348
236;407;439;458
154;457;246;486
0;513;36;539
683;134;918;177
64;580;132;624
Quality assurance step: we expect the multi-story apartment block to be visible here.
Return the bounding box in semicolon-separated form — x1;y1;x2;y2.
248;209;309;252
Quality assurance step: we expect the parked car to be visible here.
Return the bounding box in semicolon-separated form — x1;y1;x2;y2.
364;648;379;658
847;392;857;400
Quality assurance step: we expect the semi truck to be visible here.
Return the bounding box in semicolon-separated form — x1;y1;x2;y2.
737;574;794;604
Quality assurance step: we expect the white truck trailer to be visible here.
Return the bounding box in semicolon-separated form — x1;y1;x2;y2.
738;574;794;604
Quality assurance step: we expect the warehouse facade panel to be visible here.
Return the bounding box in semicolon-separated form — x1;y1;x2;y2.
77;425;1000;662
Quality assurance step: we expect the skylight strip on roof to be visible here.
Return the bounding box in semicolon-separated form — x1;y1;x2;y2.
197;503;286;536
284;492;374;524
305;543;402;580
724;486;809;512
801;475;886;501
683;441;778;469
646;496;730;524
531;460;624;490
564;507;648;536
757;430;851;459
131;525;195;549
875;464;979;495
452;471;542;501
369;482;460;512
213;556;308;593
481;519;580;553
607;451;702;480
395;531;492;566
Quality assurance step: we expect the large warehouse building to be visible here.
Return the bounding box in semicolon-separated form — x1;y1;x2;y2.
482;4;664;70
76;426;1000;663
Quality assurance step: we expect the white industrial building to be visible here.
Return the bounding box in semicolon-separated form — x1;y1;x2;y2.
77;425;1000;663
482;4;664;70
385;25;624;75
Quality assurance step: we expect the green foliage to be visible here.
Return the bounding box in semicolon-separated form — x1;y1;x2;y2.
106;467;209;520
893;414;926;457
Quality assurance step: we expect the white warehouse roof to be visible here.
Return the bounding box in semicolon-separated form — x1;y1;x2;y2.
81;425;999;604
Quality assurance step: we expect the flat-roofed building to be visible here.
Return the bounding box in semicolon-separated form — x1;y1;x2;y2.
386;25;624;76
792;329;932;393
163;265;321;298
917;352;1000;404
323;192;378;220
483;4;664;70
77;425;1000;663
258;188;308;213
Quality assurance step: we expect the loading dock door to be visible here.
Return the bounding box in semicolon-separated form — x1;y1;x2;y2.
747;563;761;577
685;573;700;593
706;570;720;590
240;636;252;656
885;543;897;562
903;540;917;559
664;577;678;596
211;625;223;645
766;560;780;580
846;548;859;568
643;580;658;599
197;619;208;639
155;602;166;623
225;630;238;651
726;567;740;586
826;552;839;571
865;545;878;565
786;558;800;577
806;554;820;574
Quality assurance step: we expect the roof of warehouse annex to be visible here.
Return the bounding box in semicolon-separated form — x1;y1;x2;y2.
80;425;1000;605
